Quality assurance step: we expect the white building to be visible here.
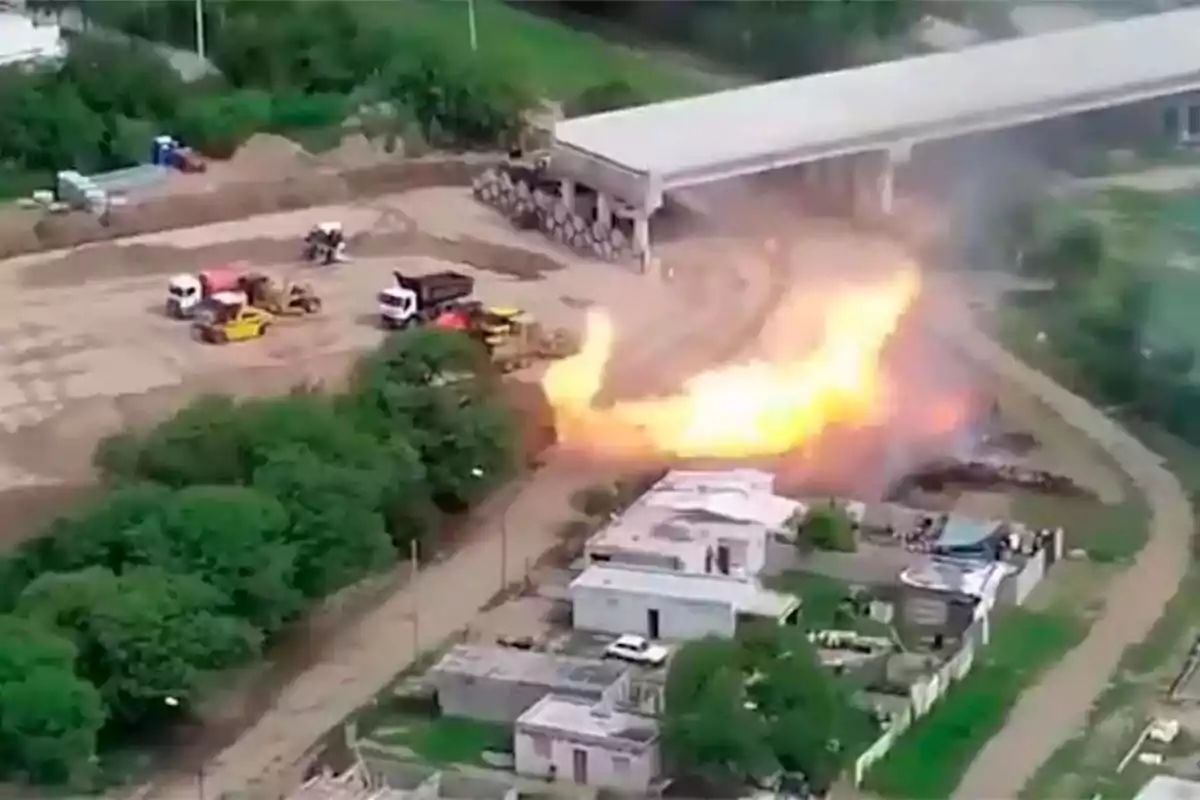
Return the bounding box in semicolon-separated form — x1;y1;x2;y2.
570;565;800;640
514;694;661;792
585;469;803;578
0;11;64;67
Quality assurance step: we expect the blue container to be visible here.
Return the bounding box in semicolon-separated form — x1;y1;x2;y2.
150;135;176;166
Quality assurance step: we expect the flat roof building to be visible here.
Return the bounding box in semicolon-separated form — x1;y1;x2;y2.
571;565;799;641
585;469;802;578
428;646;631;723
515;694;661;792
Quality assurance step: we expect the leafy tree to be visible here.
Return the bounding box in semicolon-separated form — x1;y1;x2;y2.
17;567;261;726
665;626;872;791
0;483;177;607
97;391;391;489
348;331;517;511
144;486;300;632
0;616;105;785
664;637;776;784
252;446;396;598
801;504;856;553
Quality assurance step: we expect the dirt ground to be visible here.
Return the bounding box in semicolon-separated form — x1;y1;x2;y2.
0;186;692;551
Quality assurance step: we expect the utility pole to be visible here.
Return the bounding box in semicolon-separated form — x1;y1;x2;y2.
410;539;420;653
194;0;205;60
467;0;477;52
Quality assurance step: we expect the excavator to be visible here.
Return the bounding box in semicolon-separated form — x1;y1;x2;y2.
432;303;578;372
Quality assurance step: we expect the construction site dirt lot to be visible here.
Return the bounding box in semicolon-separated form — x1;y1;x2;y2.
0;186;697;548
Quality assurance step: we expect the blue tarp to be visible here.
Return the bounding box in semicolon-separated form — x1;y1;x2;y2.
934;517;1000;558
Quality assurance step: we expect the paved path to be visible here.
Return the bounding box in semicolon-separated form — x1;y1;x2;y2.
945;309;1194;799
144;233;785;800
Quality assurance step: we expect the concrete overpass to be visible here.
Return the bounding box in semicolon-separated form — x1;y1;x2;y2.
551;7;1200;261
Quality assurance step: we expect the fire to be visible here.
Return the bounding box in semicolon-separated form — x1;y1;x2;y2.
543;267;922;460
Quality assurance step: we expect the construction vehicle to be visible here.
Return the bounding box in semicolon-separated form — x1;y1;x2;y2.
433;304;578;372
165;265;244;319
303;222;348;265
192;292;273;344
238;272;322;316
378;270;475;329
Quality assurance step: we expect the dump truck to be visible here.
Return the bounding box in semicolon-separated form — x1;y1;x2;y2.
238;272;322;316
192;291;273;344
378;270;475;329
165;265;245;319
433;305;578;372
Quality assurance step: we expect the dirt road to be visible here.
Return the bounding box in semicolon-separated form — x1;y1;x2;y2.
945;306;1194;799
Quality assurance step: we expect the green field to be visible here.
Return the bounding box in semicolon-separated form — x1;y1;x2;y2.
865;610;1085;799
363;0;726;101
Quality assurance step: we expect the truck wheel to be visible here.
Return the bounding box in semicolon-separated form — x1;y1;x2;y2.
259;323;270;336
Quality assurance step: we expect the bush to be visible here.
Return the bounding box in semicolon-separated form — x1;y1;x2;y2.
801;505;857;553
175;89;273;157
268;92;349;132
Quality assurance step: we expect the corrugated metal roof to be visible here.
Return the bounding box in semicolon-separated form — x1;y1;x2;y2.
555;9;1200;181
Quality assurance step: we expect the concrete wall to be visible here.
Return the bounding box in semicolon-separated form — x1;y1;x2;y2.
571;585;735;640
853;614;987;786
514;727;660;792
434;669;631;724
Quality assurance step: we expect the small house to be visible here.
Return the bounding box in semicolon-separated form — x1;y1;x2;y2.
570;565;800;641
515;694;661;792
428;646;631;723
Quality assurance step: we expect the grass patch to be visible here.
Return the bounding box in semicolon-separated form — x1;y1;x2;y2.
370;715;511;766
364;0;719;101
865;609;1085;799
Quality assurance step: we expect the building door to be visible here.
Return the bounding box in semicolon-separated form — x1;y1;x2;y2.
572;748;588;784
647;608;660;639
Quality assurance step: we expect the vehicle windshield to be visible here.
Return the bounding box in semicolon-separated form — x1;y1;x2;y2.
168;285;193;298
378;292;407;308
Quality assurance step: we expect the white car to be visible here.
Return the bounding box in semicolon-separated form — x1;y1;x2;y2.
604;634;670;666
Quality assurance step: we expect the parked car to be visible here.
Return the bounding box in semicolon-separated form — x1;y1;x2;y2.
604;634;670;666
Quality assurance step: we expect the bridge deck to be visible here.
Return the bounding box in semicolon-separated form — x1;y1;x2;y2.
554;9;1200;191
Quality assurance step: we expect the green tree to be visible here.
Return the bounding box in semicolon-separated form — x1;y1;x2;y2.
252;446;396;598
1022;219;1107;292
0;483;176;607
664;637;776;783
17;566;261;726
801;504;856;553
145;485;300;632
347;328;516;511
0;615;104;785
665;627;872;791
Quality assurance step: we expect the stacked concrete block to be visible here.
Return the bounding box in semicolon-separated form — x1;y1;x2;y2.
472;168;633;263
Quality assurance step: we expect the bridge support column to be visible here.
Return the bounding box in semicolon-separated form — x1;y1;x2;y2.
595;191;612;228
633;214;651;273
560;179;576;212
849;150;898;221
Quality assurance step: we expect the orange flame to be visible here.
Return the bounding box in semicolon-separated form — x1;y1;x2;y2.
543;267;922;460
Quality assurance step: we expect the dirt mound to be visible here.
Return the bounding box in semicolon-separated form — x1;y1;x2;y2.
321;133;397;170
229;134;317;176
3;156;493;259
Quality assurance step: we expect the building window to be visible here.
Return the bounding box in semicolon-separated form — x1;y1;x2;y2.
1165;106;1181;139
531;734;552;758
612;755;631;774
1188;106;1200;140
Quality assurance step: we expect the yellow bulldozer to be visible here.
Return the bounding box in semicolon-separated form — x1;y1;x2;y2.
453;305;578;372
239;272;322;316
